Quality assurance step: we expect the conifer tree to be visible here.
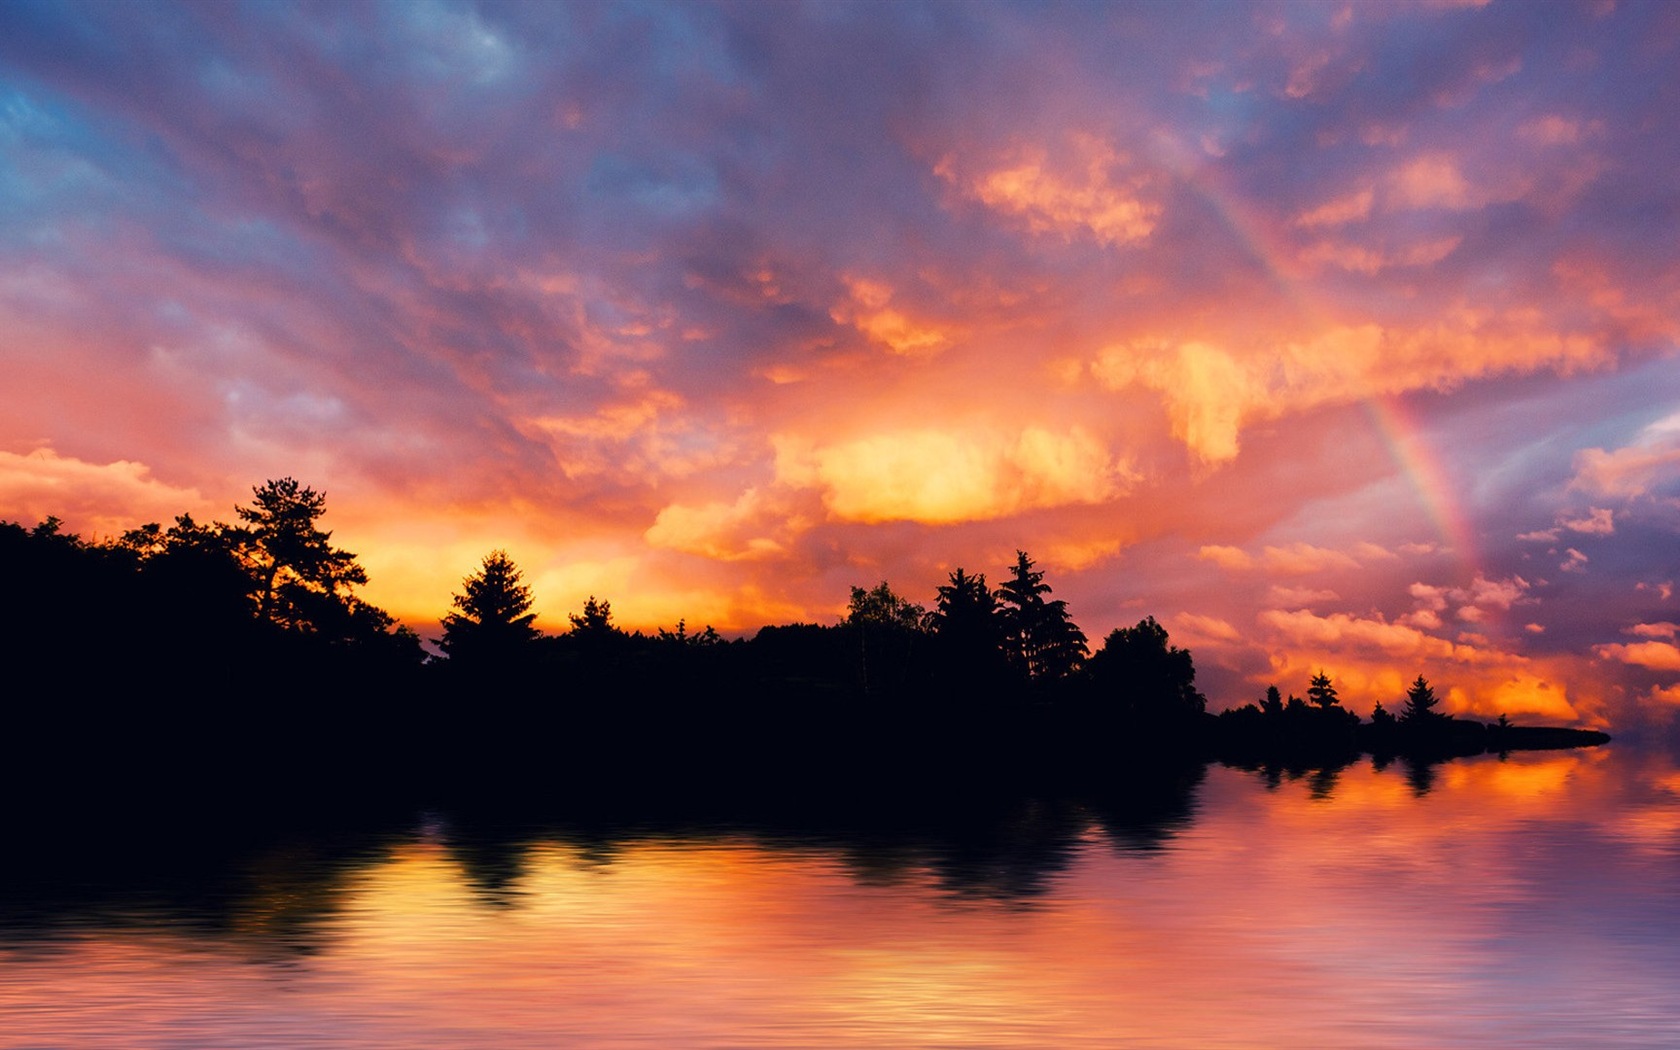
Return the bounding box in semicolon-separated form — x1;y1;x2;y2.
1307;670;1339;709
1400;674;1443;724
569;595;616;635
928;568;1008;683
996;550;1087;680
440;550;539;664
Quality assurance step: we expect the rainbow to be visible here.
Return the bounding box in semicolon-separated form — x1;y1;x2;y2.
1178;158;1482;576
1362;395;1480;570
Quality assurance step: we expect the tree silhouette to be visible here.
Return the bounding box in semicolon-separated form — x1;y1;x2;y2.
1260;685;1283;717
1306;671;1339;709
996;550;1087;681
927;568;1008;686
569;595;616;636
1087;616;1206;724
440;550;540;665
846;581;926;632
845;581;927;696
1400;675;1443;724
232;478;366;631
929;569;998;637
657;620;721;647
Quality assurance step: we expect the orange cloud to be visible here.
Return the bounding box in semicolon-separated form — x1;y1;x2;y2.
1258;608;1467;662
1473;674;1580;723
0;446;208;536
1594;640;1680;671
1169;612;1244;646
1092;322;1607;463
829;277;956;356
522;389;736;483
1198;542;1362;576
1261;543;1362;576
939;137;1160;247
1039;537;1124;572
1243;607;1586;722
644;488;803;562
1268;586;1341;607
1198;545;1254;571
774;426;1133;525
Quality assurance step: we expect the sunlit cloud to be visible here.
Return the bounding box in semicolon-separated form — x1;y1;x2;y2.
774;426;1132;525
829;277;957;357
1093;322;1609;463
1389;154;1475;211
938;136;1160;247
1294;187;1374;228
1570;411;1680;497
1258;608;1471;663
1199;543;1363;576
1594;641;1680;672
1562;508;1615;535
1297;235;1462;275
1628;622;1680;640
1247;607;1583;722
1267;586;1341;608
0;447;208;536
1169;612;1244;646
644;488;804;562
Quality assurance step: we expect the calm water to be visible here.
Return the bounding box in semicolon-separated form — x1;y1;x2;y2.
3;747;1677;1048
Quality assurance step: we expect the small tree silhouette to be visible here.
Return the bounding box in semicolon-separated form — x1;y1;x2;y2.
569;595;616;636
1307;670;1339;709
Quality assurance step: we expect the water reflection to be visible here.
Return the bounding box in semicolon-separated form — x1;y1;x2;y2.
2;749;1677;1047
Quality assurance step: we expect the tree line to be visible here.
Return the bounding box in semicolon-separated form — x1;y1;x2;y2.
2;476;1605;800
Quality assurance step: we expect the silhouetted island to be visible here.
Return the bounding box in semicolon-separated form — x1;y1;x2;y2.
2;477;1609;817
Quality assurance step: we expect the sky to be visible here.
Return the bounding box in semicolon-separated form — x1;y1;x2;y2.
1;0;1677;731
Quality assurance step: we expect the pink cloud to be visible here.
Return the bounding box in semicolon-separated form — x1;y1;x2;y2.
1628;622;1680;640
1561;508;1615;535
1571;412;1680;497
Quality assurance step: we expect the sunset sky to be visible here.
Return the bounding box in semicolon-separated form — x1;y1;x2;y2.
2;1;1676;729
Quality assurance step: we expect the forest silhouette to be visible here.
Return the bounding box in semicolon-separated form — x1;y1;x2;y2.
2;477;1608;817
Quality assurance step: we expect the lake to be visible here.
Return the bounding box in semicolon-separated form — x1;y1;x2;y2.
3;746;1677;1048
